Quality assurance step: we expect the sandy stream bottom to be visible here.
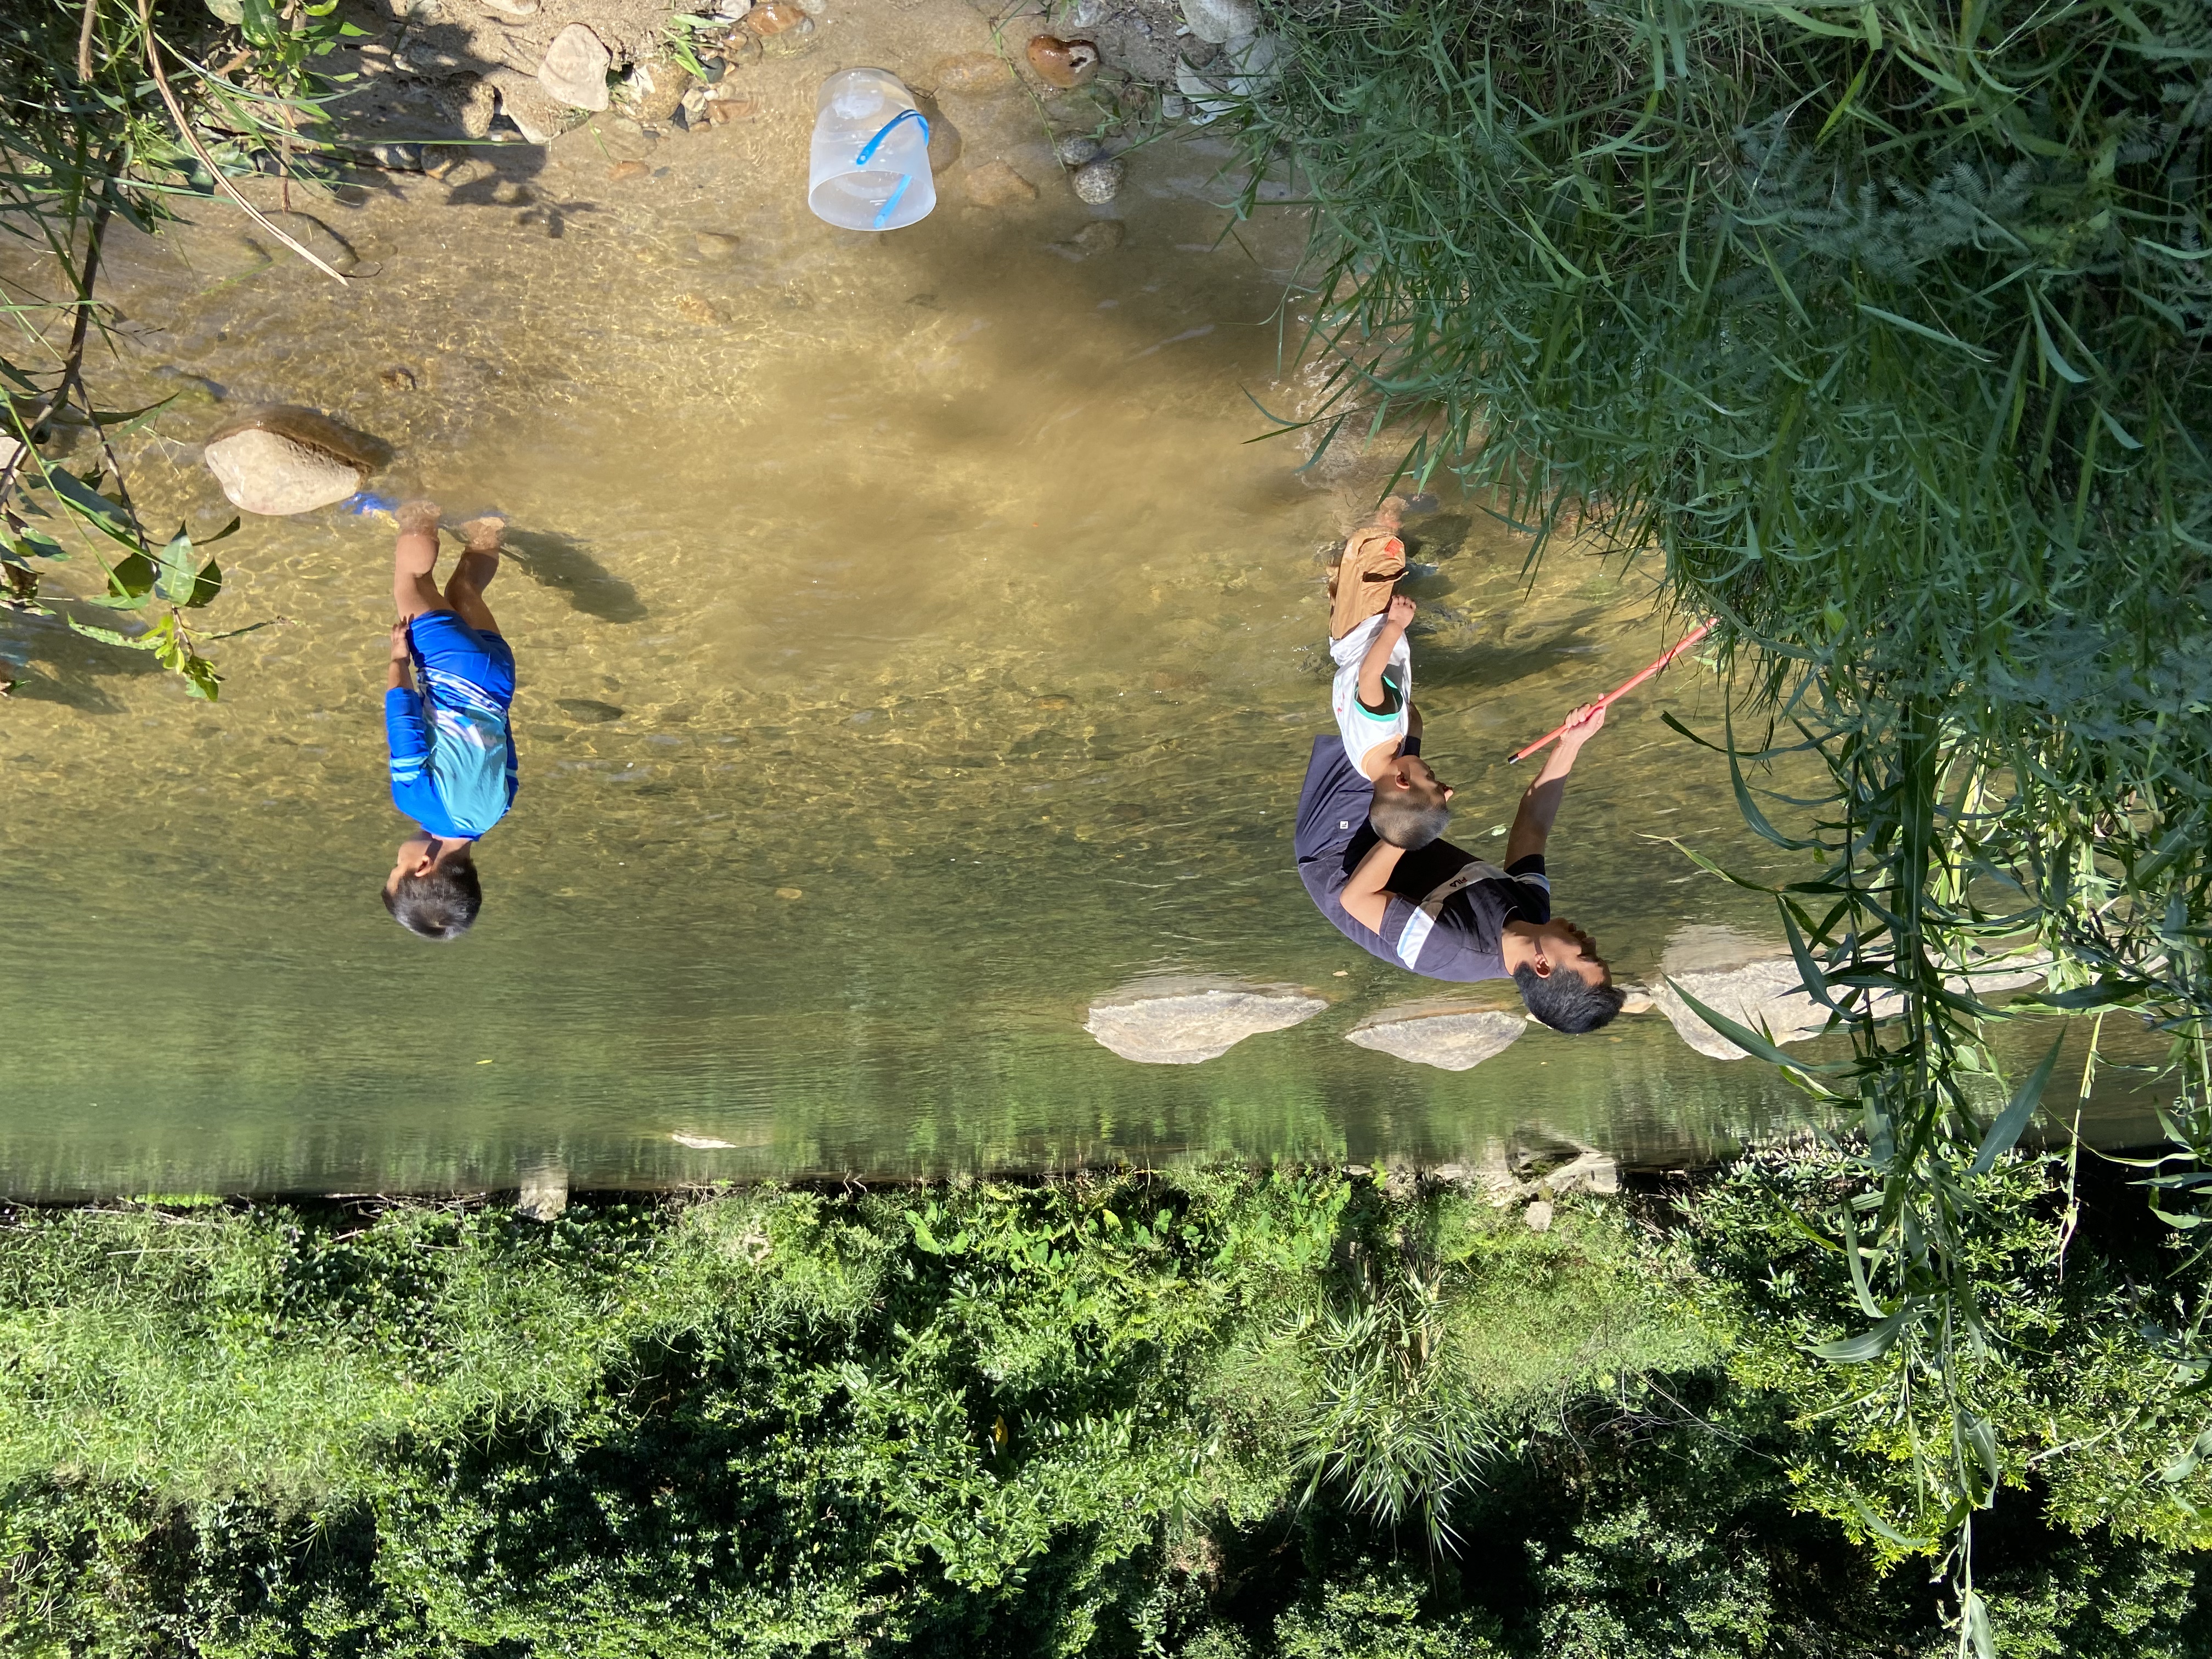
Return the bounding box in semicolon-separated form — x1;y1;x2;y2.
0;0;2157;1194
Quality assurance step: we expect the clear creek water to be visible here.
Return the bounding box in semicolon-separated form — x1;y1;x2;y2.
0;0;2160;1194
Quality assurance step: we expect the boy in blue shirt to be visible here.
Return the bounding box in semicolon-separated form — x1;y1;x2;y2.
380;500;517;940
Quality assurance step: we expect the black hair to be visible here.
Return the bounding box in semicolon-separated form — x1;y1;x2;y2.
382;850;482;941
1513;962;1626;1033
1369;778;1451;850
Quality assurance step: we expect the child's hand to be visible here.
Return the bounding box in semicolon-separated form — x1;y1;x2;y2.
1556;701;1607;748
390;620;412;664
1385;594;1417;631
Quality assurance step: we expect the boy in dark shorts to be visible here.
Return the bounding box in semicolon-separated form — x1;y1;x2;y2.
380;500;517;940
1294;552;1624;1030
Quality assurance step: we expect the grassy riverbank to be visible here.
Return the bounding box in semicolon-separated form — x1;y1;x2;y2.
4;1163;2205;1657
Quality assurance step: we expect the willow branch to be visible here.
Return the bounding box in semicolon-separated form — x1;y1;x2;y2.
77;0;98;80
136;0;348;284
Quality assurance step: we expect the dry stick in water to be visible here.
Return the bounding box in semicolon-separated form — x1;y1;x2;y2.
136;0;349;284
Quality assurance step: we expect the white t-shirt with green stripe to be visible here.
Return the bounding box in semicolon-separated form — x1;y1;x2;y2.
1329;612;1411;774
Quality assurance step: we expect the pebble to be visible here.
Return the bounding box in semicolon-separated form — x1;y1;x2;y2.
759;15;815;57
455;75;498;138
712;0;751;14
1159;91;1186;119
366;141;426;171
693;230;742;259
608;159;648;181
705;90;760;122
748;0;806;32
257;211;362;275
674;292;724;324
1047;219;1124;261
1181;0;1256;42
775;887;803;900
1071;155;1124;204
678;87;710;126
478;0;538;15
620;65;689;125
932;51;1012;94
1026;36;1101;88
1524;1200;1554;1233
1054;134;1103;166
535;22;612;111
153;365;223;408
964;159;1037;207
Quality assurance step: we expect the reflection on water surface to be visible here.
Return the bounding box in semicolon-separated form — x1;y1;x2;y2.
0;4;2156;1194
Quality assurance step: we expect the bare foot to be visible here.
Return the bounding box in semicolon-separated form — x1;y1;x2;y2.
396;498;443;534
456;515;507;554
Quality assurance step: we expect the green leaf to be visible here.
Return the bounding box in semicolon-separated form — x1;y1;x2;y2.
154;529;198;603
1812;1304;1907;1362
1968;1035;2062;1175
1962;1589;1995;1659
65;617;157;650
910;1214;943;1255
187;559;224;608
1857;303;1991;360
107;552;157;600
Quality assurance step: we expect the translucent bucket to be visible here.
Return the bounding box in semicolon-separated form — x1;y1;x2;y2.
808;69;935;232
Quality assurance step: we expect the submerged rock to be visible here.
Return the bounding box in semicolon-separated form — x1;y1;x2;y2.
1085;982;1326;1064
1071;155;1124;204
1027;36;1101;88
1344;1008;1523;1071
693;229;743;259
933;51;1013;94
1054;134;1104;167
517;1162;569;1221
1650;929;1833;1060
965;159;1037;207
1047;219;1125;261
201;404;390;516
537;23;612;111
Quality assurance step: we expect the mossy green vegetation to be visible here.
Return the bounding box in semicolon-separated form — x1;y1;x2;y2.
3;1166;2205;1657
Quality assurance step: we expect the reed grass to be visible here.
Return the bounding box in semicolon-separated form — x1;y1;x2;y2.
1228;0;2212;1641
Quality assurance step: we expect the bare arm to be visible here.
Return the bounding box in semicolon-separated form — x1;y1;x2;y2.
388;620;414;693
1340;838;1406;934
1356;595;1416;712
1504;702;1605;867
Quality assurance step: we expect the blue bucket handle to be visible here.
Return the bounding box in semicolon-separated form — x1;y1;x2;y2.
853;107;929;229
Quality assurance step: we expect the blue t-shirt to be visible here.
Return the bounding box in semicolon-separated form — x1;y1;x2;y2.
386;683;516;840
1293;733;1550;980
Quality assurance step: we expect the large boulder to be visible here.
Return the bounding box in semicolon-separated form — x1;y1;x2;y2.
1651;924;2045;1059
1344;1007;1523;1071
200;404;390;515
1085;979;1325;1064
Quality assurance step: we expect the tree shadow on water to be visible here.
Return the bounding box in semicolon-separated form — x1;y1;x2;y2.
503;529;645;624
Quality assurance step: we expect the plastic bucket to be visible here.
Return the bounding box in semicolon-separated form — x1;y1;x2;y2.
808;68;935;231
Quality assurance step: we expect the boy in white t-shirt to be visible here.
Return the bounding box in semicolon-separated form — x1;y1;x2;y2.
1331;592;1417;777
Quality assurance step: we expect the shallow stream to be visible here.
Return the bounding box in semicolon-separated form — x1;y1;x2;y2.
0;0;2162;1195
